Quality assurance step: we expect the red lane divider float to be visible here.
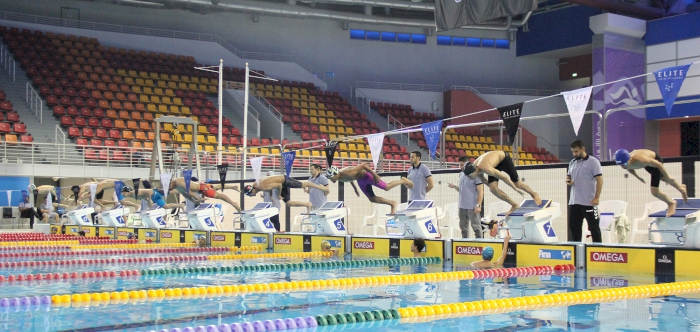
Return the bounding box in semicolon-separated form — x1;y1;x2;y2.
0;269;141;283
0;255;209;269
0;246;73;252
0;247;228;259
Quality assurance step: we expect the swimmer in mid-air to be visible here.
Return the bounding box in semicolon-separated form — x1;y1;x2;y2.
470;232;510;268
463;151;541;215
326;164;413;215
615;149;688;217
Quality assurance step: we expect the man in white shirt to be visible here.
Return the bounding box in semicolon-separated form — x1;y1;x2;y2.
40;200;60;224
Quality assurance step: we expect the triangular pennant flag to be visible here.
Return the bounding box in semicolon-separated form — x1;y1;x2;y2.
182;170;192;194
562;87;592;135
366;133;385;169
217;164;228;192
55;187;61;204
420;120;443;159
250;156;264;183
140;199;149;212
160;173;172;199
71;186;79;204
498;103;524;143
324;143;337;167
282;151;296;176
655;64;692;116
132;179;140;202
114;181;123;202
89;184;97;208
45;192;52;213
6;191;10;206
185;199;196;212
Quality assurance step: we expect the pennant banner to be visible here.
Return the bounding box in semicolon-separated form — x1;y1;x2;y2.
217;164;228;192
655;64;692;116
160;173;172;199
183;170;192;194
132;179;140;202
250;157;263;183
324;143;337;167
366;132;385;169
46;192;52;213
21;190;27;199
498;103;524;143
89;184;97;208
55;187;61;204
421;120;443;159
562;87;592;136
141;199;150;212
114;180;123;202
6;191;10;206
71;186;79;204
33;189;38;206
282;151;296;176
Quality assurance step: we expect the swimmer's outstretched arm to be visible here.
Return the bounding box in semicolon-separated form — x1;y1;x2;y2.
494;233;511;266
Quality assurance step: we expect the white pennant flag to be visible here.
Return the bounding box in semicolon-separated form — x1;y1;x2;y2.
250;156;264;183
366;133;385;170
46;192;53;213
89;184;97;208
140;199;149;212
185;199;196;212
562;87;592;136
160;173;172;198
6;191;10;207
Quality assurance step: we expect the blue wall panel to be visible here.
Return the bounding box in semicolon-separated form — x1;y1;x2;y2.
645;11;700;45
0;176;30;206
516;6;602;57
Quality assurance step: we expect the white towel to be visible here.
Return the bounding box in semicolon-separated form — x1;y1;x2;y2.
614;214;631;243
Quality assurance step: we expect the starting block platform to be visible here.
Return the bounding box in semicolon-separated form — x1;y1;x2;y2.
233;202;278;233
498;199;561;243
66;205;94;226
387;200;440;239
301;201;348;236
649;198;700;247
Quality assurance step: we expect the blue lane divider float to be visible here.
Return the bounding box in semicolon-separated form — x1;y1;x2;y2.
148;316;317;332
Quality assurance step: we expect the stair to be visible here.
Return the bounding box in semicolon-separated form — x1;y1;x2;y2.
0;60;82;165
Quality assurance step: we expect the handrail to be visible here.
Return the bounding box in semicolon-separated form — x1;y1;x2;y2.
25;82;43;123
356;81;444;92
352;88;372;114
54;125;66;159
0;45;16;82
387;114;409;145
0;10;323;82
450;85;560;97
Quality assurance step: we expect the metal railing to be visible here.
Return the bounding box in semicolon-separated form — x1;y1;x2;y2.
356;81;445;92
387;114;409;145
0;140;462;176
450;85;561;97
352;88;372;114
0;10;323;81
25;82;43;123
0;45;16;82
54;125;65;159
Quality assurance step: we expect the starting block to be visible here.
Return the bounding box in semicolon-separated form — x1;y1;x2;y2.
387;200;440;239
233;202;278;233
141;205;168;229
648;198;700;247
66;205;94;226
188;203;223;231
498;199;560;243
302;201;348;235
101;205;129;227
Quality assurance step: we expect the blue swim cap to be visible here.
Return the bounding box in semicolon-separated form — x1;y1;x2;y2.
614;149;630;166
482;246;494;260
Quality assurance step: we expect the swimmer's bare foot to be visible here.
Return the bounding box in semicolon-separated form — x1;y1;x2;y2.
505;203;519;216
389;201;397;215
533;194;542;206
666;201;677;217
402;177;414;189
681;184;688;203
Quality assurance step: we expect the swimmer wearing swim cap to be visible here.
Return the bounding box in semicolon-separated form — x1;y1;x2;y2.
321;240;339;256
470;232;510;268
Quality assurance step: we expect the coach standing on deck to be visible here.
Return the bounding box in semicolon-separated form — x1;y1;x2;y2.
306;164;329;210
407;151;434;203
567;140;603;243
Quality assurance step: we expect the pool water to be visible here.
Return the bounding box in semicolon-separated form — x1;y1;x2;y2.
0;250;699;332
